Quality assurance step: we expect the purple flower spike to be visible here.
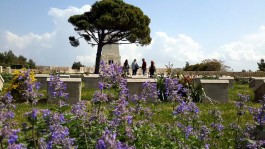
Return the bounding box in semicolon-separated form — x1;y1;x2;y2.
96;139;106;149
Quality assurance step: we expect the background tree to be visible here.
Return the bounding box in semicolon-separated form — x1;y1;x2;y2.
0;50;36;69
183;59;229;71
27;59;36;69
257;58;265;71
18;55;27;66
68;0;151;74
72;61;85;70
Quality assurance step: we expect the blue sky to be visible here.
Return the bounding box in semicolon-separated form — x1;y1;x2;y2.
1;0;265;71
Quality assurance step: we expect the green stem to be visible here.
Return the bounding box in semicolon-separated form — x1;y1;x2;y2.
97;102;101;117
32;124;37;148
31;102;37;149
82;124;89;149
0;139;4;149
183;131;186;146
234;115;241;148
192;119;195;130
59;99;62;109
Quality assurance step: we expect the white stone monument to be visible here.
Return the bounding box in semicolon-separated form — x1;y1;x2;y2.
0;75;4;91
127;78;157;102
6;67;11;74
83;74;100;89
101;44;121;64
47;78;82;104
35;74;51;90
249;77;265;101
200;79;229;103
219;76;234;88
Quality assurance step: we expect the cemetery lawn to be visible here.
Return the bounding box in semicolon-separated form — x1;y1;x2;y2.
4;81;260;148
13;82;258;127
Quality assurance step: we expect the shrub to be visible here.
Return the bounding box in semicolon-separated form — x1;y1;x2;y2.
6;69;38;103
234;76;250;84
1;73;13;83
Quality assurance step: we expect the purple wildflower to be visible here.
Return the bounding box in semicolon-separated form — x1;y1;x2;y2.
126;116;133;125
98;82;104;90
96;140;106;149
48;75;69;100
41;109;51;118
92;91;108;103
71;101;87;119
49;124;75;148
8;129;20;145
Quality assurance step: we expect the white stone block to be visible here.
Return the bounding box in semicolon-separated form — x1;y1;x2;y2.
200;79;229;103
0;75;4;91
6;67;11;74
35;74;51;90
47;78;82;104
83;74;100;89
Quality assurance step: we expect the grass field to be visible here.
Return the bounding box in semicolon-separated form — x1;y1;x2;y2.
2;79;263;148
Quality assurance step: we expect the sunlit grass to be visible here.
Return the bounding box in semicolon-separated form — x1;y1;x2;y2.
8;81;263;148
13;82;259;125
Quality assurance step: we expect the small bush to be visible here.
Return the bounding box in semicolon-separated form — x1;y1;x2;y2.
6;69;37;102
235;76;250;84
1;73;13;83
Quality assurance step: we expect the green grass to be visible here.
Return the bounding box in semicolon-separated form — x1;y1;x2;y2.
228;82;254;101
7;82;263;148
12;82;259;124
14;102;57;124
81;88;96;100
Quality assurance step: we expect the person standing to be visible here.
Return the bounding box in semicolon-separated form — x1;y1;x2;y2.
123;59;130;77
149;60;156;78
131;59;139;75
141;58;147;75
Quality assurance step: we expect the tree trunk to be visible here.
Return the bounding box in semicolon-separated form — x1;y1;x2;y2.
94;44;103;74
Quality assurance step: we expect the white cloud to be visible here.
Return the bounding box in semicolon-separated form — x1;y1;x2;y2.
121;26;265;71
0;5;96;66
75;55;95;66
1;4;265;71
48;5;91;28
213;25;265;71
260;25;265;31
120;32;204;68
48;5;91;18
5;31;55;50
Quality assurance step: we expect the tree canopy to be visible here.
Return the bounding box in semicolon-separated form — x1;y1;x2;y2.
68;0;151;74
72;61;84;70
0;50;36;69
183;59;230;71
257;58;265;71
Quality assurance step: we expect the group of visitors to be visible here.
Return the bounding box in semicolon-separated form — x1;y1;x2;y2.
123;58;156;78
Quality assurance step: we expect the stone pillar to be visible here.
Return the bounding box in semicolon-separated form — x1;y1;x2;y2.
0;66;2;73
80;67;85;73
6;67;11;74
0;75;4;91
101;43;121;64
